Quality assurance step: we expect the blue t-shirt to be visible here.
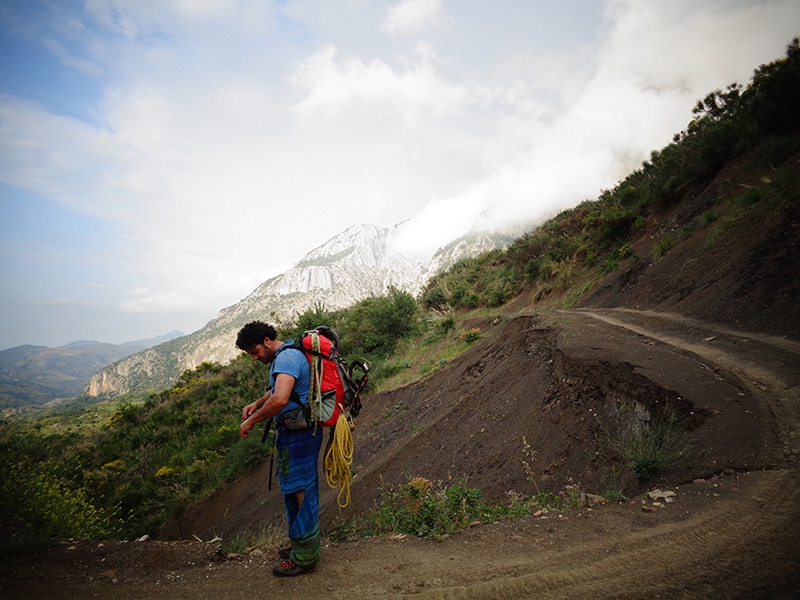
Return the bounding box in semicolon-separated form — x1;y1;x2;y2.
270;341;311;417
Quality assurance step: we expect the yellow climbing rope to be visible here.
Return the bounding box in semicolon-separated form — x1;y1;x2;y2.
308;331;323;427
324;413;354;508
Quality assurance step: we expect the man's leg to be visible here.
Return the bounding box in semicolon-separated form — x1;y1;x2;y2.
274;428;322;575
285;487;319;568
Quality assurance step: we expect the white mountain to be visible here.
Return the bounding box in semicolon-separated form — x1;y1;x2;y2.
85;223;512;397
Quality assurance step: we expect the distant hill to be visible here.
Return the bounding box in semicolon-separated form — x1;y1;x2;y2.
0;331;183;409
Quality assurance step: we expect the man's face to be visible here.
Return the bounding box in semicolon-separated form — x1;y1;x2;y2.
247;340;272;364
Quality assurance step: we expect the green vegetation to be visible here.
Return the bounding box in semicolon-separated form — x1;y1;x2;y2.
0;289;423;551
330;476;570;542
287;287;419;363
595;400;694;483
1;38;799;551
0;354;272;550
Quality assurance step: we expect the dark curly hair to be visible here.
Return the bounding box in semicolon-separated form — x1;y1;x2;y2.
236;321;277;351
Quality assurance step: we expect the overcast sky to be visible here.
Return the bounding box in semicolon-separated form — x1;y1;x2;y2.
0;0;797;350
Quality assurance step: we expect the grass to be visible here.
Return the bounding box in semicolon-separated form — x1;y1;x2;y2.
596;402;693;483
375;309;502;393
654;236;674;260
221;524;286;555
598;467;631;503
329;476;575;543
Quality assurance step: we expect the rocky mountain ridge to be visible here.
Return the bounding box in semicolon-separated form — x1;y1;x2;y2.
85;224;512;398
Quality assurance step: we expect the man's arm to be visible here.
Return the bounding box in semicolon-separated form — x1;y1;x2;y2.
239;372;296;438
242;390;270;421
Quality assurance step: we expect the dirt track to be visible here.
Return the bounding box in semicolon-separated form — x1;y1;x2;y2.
3;309;799;599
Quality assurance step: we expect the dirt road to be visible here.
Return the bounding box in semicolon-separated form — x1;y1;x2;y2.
3;309;799;599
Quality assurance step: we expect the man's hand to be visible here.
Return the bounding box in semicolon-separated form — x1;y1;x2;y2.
242;401;259;421
237;376;293;439
239;418;254;438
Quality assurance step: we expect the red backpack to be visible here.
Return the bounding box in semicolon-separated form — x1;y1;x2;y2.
295;326;369;428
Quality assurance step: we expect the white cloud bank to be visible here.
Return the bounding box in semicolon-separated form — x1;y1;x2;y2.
382;0;446;37
0;0;798;347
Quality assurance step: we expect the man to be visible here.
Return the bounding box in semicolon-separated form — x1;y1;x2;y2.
236;321;321;577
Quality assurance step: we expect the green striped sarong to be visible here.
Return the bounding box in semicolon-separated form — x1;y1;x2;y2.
276;426;323;568
290;523;320;568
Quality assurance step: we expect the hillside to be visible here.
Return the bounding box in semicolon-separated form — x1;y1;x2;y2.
5;180;798;596
0;331;183;409
579;154;800;339
2;40;799;600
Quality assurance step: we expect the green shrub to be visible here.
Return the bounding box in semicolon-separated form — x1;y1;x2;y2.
340;288;419;358
362;477;487;539
485;285;508;306
462;293;479;308
618;244;635;259
524;258;541;282
376;360;412;380
599;254;620;273
597;403;693;483
737;187;763;208
0;458;122;542
220;437;272;481
654;236;674;260
293;301;334;333
700;210;719;226
459;328;481;343
330;476;584;543
421;286;448;310
585;205;638;247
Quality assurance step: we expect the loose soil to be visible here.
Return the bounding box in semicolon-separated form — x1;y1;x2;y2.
2;153;799;598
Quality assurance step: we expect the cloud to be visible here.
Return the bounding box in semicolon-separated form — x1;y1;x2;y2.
291;42;466;124
0;96;127;206
41;37;105;77
391;0;800;256
2;0;799;349
381;0;445;37
118;264;292;316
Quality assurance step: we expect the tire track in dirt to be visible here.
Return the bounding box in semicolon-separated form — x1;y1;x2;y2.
471;471;799;600
320;468;799;600
568;308;800;396
569;308;800;464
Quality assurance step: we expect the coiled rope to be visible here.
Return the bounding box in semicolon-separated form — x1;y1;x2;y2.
324;413;354;508
308;332;324;428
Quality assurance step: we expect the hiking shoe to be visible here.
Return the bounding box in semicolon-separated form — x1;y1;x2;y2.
278;545;292;559
272;559;315;577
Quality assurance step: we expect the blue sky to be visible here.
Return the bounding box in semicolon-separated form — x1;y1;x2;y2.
0;0;797;350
